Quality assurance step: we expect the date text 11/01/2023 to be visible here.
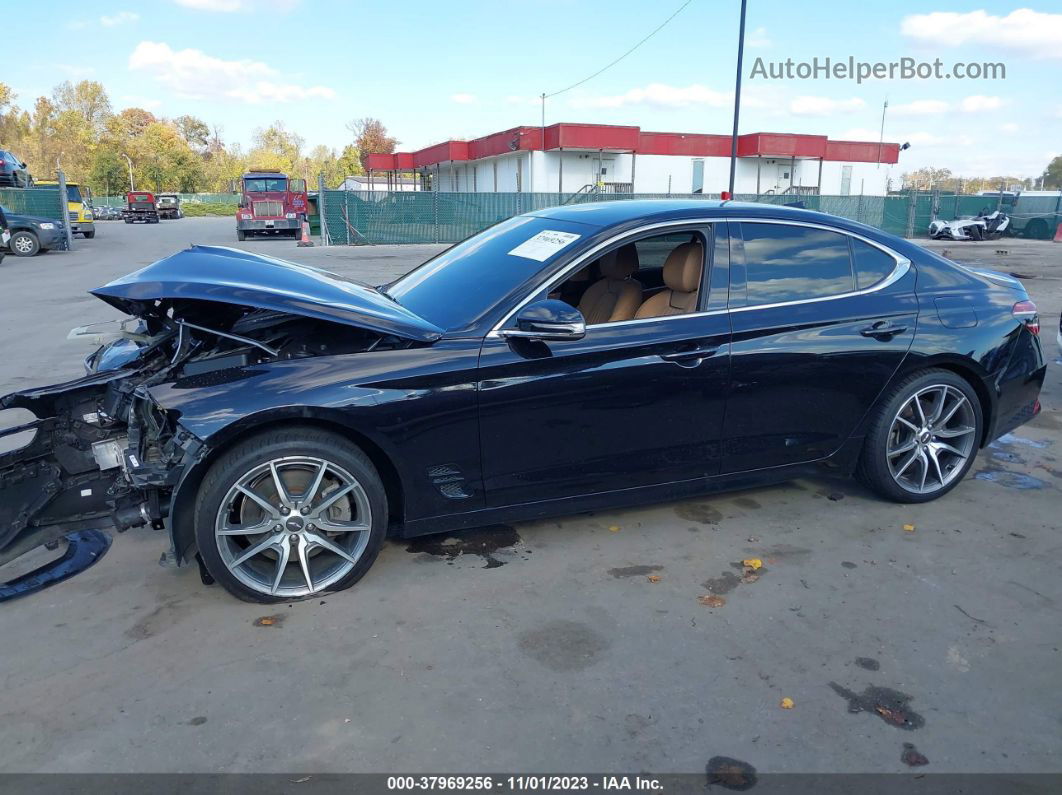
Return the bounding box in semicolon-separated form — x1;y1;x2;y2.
386;776;664;791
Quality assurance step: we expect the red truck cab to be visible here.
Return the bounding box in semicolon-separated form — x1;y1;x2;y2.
236;170;308;240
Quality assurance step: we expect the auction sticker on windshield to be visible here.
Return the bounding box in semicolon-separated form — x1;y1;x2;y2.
508;230;581;261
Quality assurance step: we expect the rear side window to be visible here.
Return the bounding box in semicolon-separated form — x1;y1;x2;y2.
852;239;897;289
741;223;854;305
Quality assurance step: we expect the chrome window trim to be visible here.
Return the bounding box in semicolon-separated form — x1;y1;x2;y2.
487;216;911;338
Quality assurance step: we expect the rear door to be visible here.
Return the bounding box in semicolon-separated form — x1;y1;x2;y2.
722;220;916;473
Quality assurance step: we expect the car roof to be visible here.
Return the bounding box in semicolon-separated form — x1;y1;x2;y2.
527;199;902;245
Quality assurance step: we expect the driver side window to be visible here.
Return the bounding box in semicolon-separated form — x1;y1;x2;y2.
549;229;710;325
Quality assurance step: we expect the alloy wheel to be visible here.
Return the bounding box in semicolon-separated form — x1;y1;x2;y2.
886;384;977;495
13;235;34;254
214;456;372;598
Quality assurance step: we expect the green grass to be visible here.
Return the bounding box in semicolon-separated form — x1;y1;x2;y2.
180;202;236;217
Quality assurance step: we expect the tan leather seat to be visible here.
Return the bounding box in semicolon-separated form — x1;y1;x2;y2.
577;244;643;324
634;241;703;319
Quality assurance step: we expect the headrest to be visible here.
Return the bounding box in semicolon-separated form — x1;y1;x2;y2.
598;243;639;280
662;242;703;293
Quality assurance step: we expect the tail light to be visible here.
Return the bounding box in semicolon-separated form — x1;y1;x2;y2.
1012;299;1039;335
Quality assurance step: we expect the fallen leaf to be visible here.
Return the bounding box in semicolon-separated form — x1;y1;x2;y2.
698;594;726;608
742;558;763;571
608;525;621;533
647;574;661;583
254;616;275;626
780;697;794;709
903;524;916;532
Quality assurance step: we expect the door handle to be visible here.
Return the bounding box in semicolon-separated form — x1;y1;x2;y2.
660;346;719;363
860;321;908;340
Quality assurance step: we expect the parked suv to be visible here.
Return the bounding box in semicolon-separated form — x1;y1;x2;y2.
0;204;63;256
0;151;31;188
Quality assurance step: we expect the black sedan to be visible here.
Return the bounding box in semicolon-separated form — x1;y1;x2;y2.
0;201;1046;602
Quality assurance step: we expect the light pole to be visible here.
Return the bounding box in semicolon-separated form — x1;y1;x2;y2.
727;0;748;197
122;154;134;192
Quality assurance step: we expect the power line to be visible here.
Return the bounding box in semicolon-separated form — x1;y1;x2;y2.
545;0;695;99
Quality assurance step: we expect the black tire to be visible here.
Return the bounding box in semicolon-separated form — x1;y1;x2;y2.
124;218;132;224
194;426;388;603
9;230;40;257
237;230;247;241
857;369;983;504
82;230;95;239
1025;218;1049;240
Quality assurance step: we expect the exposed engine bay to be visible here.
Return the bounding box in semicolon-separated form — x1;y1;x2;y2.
0;299;419;568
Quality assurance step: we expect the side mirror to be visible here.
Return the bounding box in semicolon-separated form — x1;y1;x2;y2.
502;299;586;341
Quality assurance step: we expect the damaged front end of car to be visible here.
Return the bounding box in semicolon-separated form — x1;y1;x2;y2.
0;244;443;569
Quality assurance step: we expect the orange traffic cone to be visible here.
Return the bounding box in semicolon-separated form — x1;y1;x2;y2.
1053;222;1062;243
297;219;314;247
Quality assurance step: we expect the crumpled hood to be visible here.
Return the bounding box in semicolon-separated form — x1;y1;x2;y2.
90;245;444;342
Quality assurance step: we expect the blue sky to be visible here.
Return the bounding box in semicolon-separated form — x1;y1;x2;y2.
9;0;1062;177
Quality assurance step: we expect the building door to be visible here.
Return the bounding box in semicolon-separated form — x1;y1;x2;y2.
692;159;705;194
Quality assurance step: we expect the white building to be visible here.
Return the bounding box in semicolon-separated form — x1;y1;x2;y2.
366;123;902;197
336;175;419;192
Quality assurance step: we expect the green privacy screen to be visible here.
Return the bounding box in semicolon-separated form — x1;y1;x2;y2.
318;190;1030;245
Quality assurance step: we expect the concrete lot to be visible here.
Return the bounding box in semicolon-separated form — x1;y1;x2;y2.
1;217;1060;774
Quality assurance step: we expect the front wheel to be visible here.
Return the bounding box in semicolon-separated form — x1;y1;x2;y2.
237;230;247;241
82;230;95;239
9;230;40;257
194;427;388;603
858;370;983;503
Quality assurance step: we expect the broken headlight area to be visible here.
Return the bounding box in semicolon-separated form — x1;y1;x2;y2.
0;298;417;567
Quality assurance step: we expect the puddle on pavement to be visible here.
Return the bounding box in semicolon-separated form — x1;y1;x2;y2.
608;564;663;579
705;757;758;791
406;525;521;568
828;682;925;730
995;433;1050;449
854;657;880;671
974;470;1046;490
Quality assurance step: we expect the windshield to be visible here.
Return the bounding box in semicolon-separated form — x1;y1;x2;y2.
386;215;594;331
66;185;83;203
244;178;287;192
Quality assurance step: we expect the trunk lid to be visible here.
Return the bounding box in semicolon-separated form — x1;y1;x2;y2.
91;245;444;342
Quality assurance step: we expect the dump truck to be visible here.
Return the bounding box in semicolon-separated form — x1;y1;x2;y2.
157;194;183;220
122;191;160;224
236;170;308;240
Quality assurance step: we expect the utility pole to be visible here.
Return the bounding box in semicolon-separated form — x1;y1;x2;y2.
877;98;888;168
727;0;748;197
122;154;134;192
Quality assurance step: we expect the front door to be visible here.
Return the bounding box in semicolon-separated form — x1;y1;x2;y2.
722;220;917;473
477;224;732;508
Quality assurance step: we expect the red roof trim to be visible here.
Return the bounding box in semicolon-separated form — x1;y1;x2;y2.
372;123;901;168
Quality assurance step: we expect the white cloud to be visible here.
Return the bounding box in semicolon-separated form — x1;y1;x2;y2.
56;63;97;79
747;26;771;48
890;99;949;116
960;94;1003;112
128;41;335;104
450;93;478;105
901;9;1062;59
569;83;730;109
1000;122;1020;133
174;0;244;10
787;95;866;116
172;0;298;11
101;11;139;26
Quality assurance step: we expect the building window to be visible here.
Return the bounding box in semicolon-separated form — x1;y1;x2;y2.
692;159;704;194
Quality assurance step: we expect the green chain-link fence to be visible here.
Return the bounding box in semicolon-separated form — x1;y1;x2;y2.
92;192;240;208
322;190;1020;246
0;186;65;223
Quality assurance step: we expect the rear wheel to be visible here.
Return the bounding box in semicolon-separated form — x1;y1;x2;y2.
9;231;39;257
858;370;982;503
82;230;95;239
1025;218;1050;240
194;427;388;603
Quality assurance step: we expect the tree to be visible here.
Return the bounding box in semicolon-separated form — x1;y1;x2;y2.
1041;156;1062;191
89;147;129;196
52;80;112;136
347;117;397;170
248;121;304;175
901;167;952;191
174;115;210;152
